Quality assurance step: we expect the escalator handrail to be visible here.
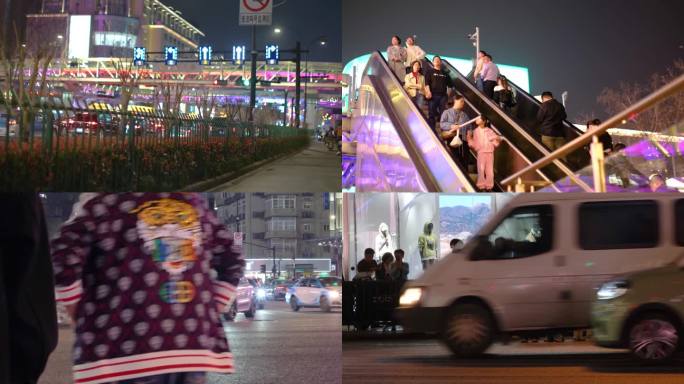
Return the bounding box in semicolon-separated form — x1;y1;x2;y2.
362;51;477;192
466;68;586;139
435;58;591;191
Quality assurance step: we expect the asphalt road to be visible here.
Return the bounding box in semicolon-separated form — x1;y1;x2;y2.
40;301;341;384
343;338;684;384
208;141;341;192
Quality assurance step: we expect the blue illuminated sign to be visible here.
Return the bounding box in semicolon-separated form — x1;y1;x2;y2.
199;46;212;65
232;45;246;64
164;46;178;66
265;44;279;65
133;47;146;66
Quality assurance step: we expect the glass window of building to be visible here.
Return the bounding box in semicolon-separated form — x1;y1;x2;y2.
272;195;296;209
578;201;659;250
269;217;296;232
303;197;313;210
303;223;312;232
270;239;296;255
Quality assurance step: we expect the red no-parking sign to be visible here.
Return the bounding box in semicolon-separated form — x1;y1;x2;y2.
239;0;273;26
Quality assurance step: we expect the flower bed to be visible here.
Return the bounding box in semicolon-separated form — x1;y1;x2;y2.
0;135;310;191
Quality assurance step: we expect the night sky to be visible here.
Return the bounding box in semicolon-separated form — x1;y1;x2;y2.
342;0;684;120
163;0;341;62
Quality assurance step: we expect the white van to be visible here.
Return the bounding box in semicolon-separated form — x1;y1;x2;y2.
396;193;684;357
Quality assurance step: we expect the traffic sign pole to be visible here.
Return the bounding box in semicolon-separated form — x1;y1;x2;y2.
249;25;257;123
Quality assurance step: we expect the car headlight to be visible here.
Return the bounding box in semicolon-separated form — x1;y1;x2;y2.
399;287;424;307
597;280;630;300
256;289;266;299
327;290;340;298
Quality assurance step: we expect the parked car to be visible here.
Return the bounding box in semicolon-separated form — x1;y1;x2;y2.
222;277;257;321
591;258;684;363
286;276;342;312
396;194;683;357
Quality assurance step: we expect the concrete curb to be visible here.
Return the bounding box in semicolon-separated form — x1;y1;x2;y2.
180;149;302;192
342;330;436;342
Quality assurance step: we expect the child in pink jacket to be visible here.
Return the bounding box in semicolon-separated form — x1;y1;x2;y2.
468;116;501;191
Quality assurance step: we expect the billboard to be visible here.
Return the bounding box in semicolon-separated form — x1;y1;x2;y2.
68;15;92;60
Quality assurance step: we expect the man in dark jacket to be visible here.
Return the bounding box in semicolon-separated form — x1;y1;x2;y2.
537;91;568;152
424;56;453;129
0;193;58;384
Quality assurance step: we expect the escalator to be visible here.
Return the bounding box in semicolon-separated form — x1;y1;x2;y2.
365;52;555;191
352;51;477;192
438;58;588;184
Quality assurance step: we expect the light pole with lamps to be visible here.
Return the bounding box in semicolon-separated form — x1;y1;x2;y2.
303;36;327;130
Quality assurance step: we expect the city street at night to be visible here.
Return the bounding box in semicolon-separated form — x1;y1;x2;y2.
41;301;342;384
343;338;684;384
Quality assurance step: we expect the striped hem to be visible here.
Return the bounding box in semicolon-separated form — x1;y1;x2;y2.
55;281;83;304
73;350;233;384
214;281;237;308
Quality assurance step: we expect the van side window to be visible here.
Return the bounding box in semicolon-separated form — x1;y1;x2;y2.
579;200;658;250
676;200;684;246
473;205;553;260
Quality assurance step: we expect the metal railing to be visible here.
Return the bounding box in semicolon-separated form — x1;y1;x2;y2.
501;73;684;192
0;95;308;191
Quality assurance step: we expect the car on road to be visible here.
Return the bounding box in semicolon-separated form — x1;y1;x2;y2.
286;276;342;312
247;277;266;309
396;194;684;357
272;281;291;301
591;259;684;363
223;277;257;321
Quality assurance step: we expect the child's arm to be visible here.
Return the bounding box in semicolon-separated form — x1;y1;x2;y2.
51;195;97;310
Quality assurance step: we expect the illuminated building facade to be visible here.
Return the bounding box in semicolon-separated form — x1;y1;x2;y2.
26;0;203;60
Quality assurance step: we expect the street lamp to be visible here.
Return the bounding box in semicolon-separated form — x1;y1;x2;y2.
274;27;282;34
303;35;327;130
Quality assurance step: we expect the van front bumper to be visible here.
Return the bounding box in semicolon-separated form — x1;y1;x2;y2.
395;306;444;334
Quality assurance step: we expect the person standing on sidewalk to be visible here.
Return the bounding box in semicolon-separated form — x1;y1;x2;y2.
51;193;245;384
387;35;407;83
0;193;58;384
537;91;568;152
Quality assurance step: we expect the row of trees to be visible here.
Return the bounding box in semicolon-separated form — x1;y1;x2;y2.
592;59;684;133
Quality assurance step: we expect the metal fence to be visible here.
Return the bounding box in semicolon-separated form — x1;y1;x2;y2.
342;280;404;330
0;95;308;191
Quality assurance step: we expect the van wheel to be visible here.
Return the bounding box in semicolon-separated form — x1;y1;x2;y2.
320;296;331;312
290;296;300;312
628;312;679;363
443;303;494;357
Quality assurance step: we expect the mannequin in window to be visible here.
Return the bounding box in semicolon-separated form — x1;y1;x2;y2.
374;222;394;261
418;222;437;269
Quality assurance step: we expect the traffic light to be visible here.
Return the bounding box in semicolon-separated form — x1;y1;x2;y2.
260;264;266;274
214;79;228;86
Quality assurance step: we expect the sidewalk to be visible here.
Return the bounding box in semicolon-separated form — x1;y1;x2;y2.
208;141;341;192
